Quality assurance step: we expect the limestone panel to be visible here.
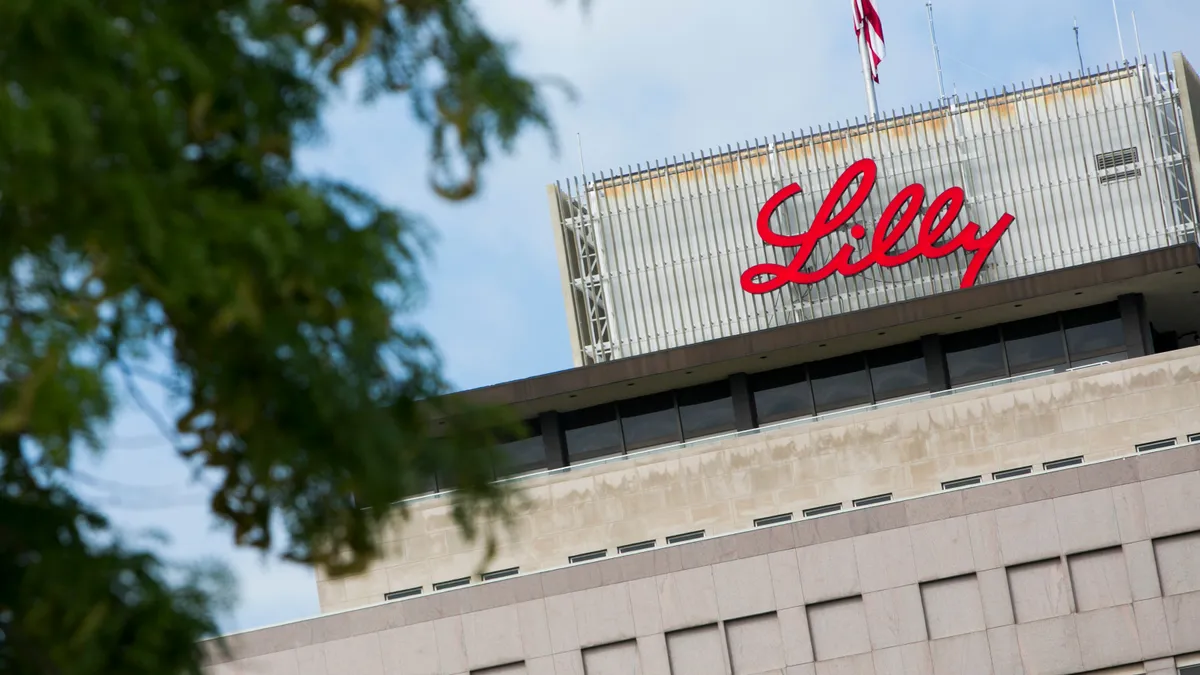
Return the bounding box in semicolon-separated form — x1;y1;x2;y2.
1008;559;1072;623
725;613;786;675
1068;548;1132;612
581;641;639;675
665;625;726;675
928;632;992;675
807;597;871;662
1154;530;1200;596
920;575;985;640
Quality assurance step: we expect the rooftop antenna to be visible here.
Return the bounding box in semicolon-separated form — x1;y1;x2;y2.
576;132;586;183
1074;18;1085;75
925;1;948;107
1112;0;1126;63
1131;11;1144;64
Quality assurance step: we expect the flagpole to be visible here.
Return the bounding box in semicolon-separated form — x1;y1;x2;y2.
859;25;879;121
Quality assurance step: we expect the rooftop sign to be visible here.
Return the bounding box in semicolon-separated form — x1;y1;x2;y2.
740;158;1015;294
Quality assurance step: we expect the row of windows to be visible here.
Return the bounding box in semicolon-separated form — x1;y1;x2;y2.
382;566;521;601
478;302;1128;486
941;455;1085;491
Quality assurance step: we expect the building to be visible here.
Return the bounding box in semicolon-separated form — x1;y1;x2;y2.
202;53;1200;675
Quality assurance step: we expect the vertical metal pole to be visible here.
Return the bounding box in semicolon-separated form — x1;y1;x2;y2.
926;1;947;106
1074;19;1085;75
859;26;879;120
1132;11;1144;64
1112;0;1126;63
577;133;586;181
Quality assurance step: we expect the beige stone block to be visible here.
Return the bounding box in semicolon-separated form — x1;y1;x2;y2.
581;640;639;675
854;528;917;593
552;651;584;675
232;651;301;675
929;631;992;675
814;653;876;675
1165;590;1200;654
1053;489;1121;554
516;600;551;659
921;575;985;639
769;550;805;609
872;642;933;675
787;664;817;675
378;622;437;675
322;634;384;675
1008;559;1071;623
1014;616;1082;675
797;539;860;604
1134;598;1173;659
657;567;719;632
1120;540;1162;602
1112;482;1149;543
779;606;815;666
863;585;927;649
295;644;327;675
665;624;726;675
544;593;579;654
712;555;776;620
1058;401;1110;433
977;568;1014;628
1075;605;1142;671
910;517;975;582
968;511;1003;570
526;655;555;675
318;580;347;610
461;606;523;670
342;568;389;603
627;577;662;637
906;491;965;528
571;584;635;649
726;613;786;675
1068;548;1132;612
1141;472;1200;537
994;500;1061;565
985;625;1023;675
432;617;467;674
1155;532;1200;596
636;635;670;675
807;597;871;661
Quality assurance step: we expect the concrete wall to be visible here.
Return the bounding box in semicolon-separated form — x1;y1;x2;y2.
203;442;1200;675
319;347;1200;613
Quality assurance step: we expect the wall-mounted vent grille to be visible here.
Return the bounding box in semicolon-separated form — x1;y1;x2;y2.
384;587;422;601
1095;147;1138;170
853;493;893;507
1098;167;1142;184
1044;456;1084;470
568;550;607;564
618;540;656;554
481;568;519;581
993;466;1033;480
1136;438;1177;453
803;503;842;517
754;513;793;527
942;476;982;490
666;530;705;545
433;577;470;591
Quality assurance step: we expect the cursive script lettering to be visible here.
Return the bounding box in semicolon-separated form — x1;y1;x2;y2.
740;158;1014;294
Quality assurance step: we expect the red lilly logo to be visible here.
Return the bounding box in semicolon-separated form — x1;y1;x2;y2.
739;158;1014;294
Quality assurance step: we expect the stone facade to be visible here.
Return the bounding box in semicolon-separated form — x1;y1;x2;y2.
319;346;1200;613
204;442;1200;675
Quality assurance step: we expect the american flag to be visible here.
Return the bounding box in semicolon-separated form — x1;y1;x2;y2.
853;0;886;83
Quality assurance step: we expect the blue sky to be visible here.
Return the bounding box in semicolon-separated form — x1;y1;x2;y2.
77;0;1200;634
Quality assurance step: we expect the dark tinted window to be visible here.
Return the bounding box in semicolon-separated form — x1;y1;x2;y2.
618;393;680;451
1063;303;1124;359
1003;315;1066;374
944;327;1006;386
496;419;546;478
562;404;623;462
751;365;815;425
677;381;736;440
810;354;872;413
868;342;928;401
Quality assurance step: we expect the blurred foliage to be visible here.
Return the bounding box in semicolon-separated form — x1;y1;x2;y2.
0;0;568;672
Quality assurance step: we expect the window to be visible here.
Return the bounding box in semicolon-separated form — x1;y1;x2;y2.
618;540;656;554
754;513;793;527
942;476;982;490
803;503;842;517
944;327;1006;386
1002;315;1066;374
868;342;929;402
433;577;470;591
384;587;422;601
619;392;680;451
810;354;872;413
993;466;1033;480
853;493;892;507
666;530;705;544
562;404;623;463
568;550;607;564
751;365;815;425
1136;438;1177;453
496;419;546;478
677;381;736;440
1044;456;1084;470
1180;665;1200;675
1062;303;1124;361
1189;432;1200;443
481;568;519;581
